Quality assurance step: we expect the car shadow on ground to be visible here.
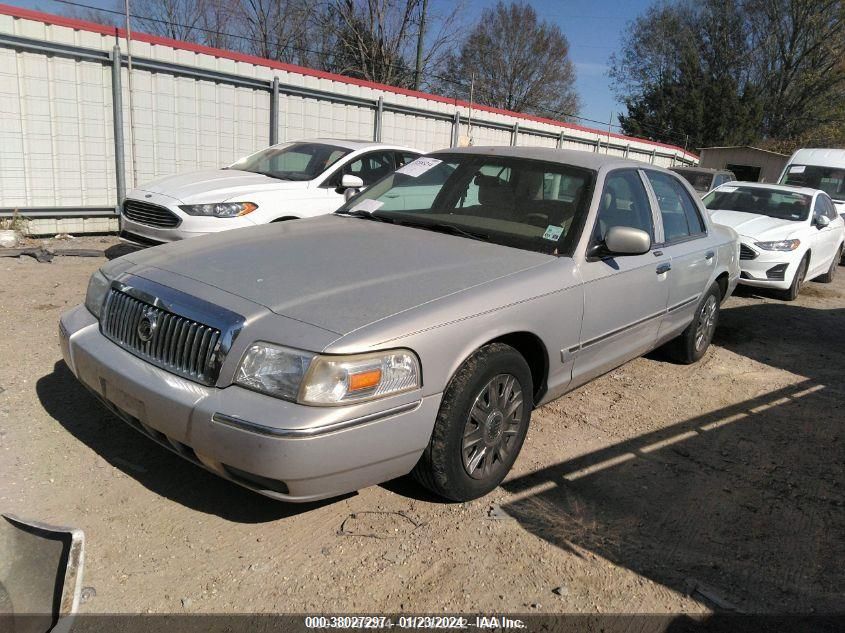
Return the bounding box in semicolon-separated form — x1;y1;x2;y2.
500;380;844;613
36;361;347;522
499;302;845;613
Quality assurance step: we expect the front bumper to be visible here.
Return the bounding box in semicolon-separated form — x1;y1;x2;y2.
736;240;799;290
59;305;440;502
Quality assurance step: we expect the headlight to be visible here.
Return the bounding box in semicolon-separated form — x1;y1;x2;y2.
754;239;800;251
235;343;421;405
84;270;111;319
178;202;257;218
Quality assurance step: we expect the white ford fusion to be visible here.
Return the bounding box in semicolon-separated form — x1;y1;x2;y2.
119;139;421;245
704;182;844;300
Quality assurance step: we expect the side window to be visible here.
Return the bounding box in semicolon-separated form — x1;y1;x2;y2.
593;170;654;242
817;195;837;220
338;151;396;186
646;171;706;242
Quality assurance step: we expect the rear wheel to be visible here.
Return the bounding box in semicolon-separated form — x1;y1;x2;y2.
782;255;808;301
666;282;721;364
816;245;842;283
412;343;533;502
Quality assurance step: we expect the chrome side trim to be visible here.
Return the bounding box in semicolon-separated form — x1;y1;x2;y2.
577;309;666;351
211;400;422;438
667;295;700;314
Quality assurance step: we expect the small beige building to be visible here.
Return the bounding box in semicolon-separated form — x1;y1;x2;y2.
698;146;789;183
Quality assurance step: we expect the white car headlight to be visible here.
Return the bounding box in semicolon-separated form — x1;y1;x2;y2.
84;270;111;319
179;202;257;218
235;343;421;406
754;239;800;251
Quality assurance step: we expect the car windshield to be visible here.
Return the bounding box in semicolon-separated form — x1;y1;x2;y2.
230;142;351;181
672;169;714;192
336;154;595;255
703;186;811;221
779;164;845;202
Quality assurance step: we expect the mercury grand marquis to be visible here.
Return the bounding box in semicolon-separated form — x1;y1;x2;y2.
59;147;740;503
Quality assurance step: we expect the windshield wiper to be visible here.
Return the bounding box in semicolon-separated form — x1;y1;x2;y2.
335;209;395;223
393;219;490;242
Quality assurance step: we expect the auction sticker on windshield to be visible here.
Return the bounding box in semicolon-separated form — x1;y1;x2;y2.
396;157;442;177
789;165;806;173
352;199;384;213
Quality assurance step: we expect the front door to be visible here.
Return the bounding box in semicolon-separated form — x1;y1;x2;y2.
573;169;670;385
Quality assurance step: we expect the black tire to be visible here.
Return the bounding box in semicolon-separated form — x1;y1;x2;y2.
781;255;808;301
412;343;533;502
666;282;721;365
816;246;842;283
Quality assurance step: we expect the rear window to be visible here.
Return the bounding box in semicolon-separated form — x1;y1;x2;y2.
703;186;811;221
672;169;714;192
780;165;845;202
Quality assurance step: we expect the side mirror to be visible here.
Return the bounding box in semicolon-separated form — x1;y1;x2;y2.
815;214;831;228
604;226;652;255
340;174;364;190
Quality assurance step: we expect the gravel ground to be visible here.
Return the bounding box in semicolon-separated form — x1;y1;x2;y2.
0;235;843;616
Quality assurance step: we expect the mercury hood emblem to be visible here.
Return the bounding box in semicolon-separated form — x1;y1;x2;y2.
137;313;157;343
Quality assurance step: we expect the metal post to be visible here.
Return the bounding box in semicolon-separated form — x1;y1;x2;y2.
511;122;519;146
624;144;630;158
269;77;279;145
557;131;565;149
451;111;460;147
374;96;383;142
650;149;657;164
595;138;601;153
110;45;126;211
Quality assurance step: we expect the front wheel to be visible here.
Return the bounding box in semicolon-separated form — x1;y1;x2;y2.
412;343;533;502
665;282;721;364
781;255;808;301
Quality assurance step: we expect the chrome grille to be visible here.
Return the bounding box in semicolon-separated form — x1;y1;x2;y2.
123;200;181;228
101;289;222;385
739;244;757;260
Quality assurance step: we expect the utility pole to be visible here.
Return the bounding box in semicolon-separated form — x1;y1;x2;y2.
414;0;428;91
124;0;138;189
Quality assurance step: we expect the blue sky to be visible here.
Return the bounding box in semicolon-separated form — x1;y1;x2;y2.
13;0;655;128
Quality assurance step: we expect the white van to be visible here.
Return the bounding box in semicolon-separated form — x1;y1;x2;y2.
778;148;845;218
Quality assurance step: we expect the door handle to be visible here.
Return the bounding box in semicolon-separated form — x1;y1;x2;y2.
656;263;671;274
705;251;715;260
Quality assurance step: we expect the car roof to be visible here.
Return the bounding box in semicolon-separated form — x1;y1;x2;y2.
292;138;419;152
714;181;820;197
670;166;732;175
427;145;675;172
789;148;845;166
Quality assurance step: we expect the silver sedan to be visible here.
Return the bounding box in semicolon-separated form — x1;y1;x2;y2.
60;147;740;502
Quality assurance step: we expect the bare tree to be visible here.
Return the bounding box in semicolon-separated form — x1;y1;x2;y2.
313;0;462;88
438;1;580;119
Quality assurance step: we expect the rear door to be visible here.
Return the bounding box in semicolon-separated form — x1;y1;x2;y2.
573;168;670;384
643;170;716;342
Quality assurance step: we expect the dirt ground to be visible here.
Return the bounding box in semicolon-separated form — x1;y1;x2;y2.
0;235;843;616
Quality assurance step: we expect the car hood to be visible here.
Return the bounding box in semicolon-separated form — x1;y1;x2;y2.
709;209;804;240
120;215;555;335
137;169;310;203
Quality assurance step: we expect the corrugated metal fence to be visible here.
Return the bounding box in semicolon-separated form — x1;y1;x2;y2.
0;5;697;226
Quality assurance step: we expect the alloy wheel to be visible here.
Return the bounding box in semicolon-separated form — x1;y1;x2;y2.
694;295;718;352
462;374;525;480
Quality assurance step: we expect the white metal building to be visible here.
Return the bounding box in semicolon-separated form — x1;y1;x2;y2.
0;4;698;234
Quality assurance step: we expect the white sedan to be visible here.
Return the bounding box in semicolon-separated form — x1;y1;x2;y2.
119;139;421;245
704;182;845;300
